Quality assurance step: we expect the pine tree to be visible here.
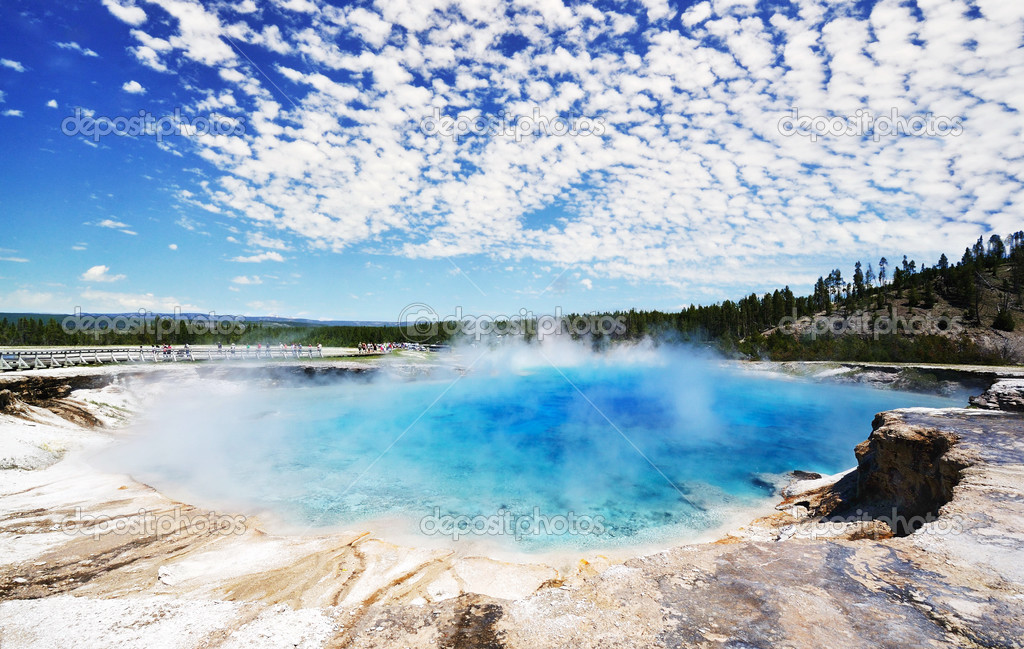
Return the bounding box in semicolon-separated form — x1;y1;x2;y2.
988;234;1006;268
973;236;985;261
922;279;935;309
994;306;1015;331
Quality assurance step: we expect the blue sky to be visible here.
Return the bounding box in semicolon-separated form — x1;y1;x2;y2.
0;0;1021;321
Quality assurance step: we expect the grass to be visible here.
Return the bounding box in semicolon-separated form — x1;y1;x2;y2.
87;399;131;413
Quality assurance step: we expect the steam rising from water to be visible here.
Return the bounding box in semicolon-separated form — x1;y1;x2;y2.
98;339;962;552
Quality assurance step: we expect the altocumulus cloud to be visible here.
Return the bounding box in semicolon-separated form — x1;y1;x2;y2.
101;0;1024;293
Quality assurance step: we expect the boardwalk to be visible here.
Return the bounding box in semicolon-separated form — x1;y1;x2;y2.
0;345;325;371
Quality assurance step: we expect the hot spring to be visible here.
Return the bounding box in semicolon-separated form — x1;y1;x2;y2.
101;348;964;554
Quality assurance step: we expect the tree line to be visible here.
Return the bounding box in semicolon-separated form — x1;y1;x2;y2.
0;317;442;349
2;231;1021;364
558;231;1023;363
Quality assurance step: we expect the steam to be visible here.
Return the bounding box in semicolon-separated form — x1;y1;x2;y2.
93;335;960;552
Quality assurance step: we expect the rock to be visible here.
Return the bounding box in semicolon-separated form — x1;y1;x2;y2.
853;412;966;533
789;469;822;481
0;389;15;412
777;468;857;516
969;378;1024;411
157;566;180;587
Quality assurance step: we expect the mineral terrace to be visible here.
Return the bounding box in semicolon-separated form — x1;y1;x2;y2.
0;365;1022;648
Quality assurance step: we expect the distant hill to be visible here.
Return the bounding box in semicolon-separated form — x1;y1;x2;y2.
0;313;77;324
0;313;396;328
3;232;1022;365
237;316;397;327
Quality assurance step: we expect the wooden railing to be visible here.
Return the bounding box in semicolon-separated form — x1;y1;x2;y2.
0;346;326;371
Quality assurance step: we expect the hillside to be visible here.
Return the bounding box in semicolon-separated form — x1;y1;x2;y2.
744;240;1024;364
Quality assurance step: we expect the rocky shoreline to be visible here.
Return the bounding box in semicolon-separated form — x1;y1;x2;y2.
740;359;1024;396
0;364;1022;647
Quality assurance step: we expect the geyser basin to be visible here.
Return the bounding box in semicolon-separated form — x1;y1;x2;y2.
103;354;962;553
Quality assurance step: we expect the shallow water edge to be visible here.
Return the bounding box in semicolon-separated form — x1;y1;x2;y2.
1;361;1023;648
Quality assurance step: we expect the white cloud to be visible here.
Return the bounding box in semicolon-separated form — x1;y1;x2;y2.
80;288;199;312
168;243;178;250
247;231;289;250
105;0;1024;295
681;1;712;27
122;80;146;94
640;0;673;22
0;59;25;72
56;41;99;57
175;215;203;231
246;300;283;315
131;45;169;72
80;265;126;283
580;278;593;290
231;275;263;285
273;0;317;13
101;0;147;26
0;289;60;311
231;251;285;263
94;218;129;228
346;8;392;49
46;99;58;108
89;219;137;235
155;0;235;66
0;256;29;263
2;110;23;118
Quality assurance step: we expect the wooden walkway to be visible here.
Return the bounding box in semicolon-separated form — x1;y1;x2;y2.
0;346;325;371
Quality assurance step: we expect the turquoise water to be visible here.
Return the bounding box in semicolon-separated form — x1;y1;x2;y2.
108;356;963;551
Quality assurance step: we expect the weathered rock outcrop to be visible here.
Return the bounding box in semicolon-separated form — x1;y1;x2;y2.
853;411;968;533
970;378;1024;411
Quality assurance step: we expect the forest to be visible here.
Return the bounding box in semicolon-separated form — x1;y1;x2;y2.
2;232;1022;364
